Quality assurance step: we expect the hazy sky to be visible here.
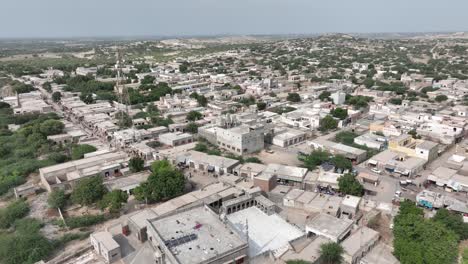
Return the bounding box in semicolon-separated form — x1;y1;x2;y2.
1;0;468;38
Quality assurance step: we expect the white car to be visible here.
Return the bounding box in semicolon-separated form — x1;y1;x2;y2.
395;190;402;197
371;168;382;174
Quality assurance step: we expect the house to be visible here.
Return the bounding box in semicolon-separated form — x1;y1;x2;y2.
272;128;307;147
305;213;353;242
341;226;379;264
159;132;194;147
90;231;121;263
177;150;241;174
354;133;387;150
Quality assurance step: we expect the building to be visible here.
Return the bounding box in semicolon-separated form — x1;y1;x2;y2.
341;226;379;264
330;91;346;105
39;151;128;192
159;132;194;147
262;163;308;187
305;213;353;242
199;123;265;155
340;195;361;219
90;231;121;263
146;204;249;264
226;206;304;258
388;134;438;162
272;128;306;147
367;150;426;177
177;151;241;174
309;139;367;164
354;133;387;150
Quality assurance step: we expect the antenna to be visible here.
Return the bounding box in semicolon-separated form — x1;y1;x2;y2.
115;48;135;142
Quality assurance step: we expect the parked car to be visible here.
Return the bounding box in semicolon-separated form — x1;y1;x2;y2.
371;168;382;174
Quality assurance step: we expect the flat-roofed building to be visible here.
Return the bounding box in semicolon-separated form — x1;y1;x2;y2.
305;213;353;242
147;205;248;264
90;231;121;263
159;132;194;147
341;226;379;264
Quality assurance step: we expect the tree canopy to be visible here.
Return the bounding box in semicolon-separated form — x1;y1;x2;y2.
71;176;107;206
319;115;338;132
186;110;203;121
129;157;145;173
331;107;348;120
319;242;343;264
287;92;301;102
71;144;97;160
338;173;364;196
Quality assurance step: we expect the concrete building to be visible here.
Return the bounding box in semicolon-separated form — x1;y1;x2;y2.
199;123;264;155
330;91;346;105
388;134;438;162
146;205;249;264
341;227;379;264
309;139;367;164
159;132;194;147
262;163;308;187
367;150;426;177
39;151;128;192
354;133;387;150
177;150;241;174
305;213;353;242
340;195;362;219
272;128;306;147
90;231;121;263
226;206;305;258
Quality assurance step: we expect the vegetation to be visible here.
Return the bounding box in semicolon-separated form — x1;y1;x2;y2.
60;214;106;229
71;144;97;160
71;176;107;206
52;91;62;102
318;91;331;101
256;102;267;110
287;92;301;102
0;199;30;229
134;160;185;203
186;110;203;121
338;173;364;196
435;94;448;102
99;190;129;213
47;189;66;209
186;122;199;134
319;242;343;264
393;200;458;264
129;157;145;173
330;107;348;120
300;149;330;170
319;115;338;132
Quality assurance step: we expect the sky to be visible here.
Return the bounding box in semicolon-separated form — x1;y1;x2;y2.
1;0;468;38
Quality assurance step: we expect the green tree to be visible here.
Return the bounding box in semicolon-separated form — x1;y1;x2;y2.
47;189;66;209
134;160;185;203
42;82;52;92
71;176;106;206
245;157;263;164
256;102;267;111
331;155;352;171
80;93;95;104
115;111;132;128
331;108;348;120
319;115;338;132
338;173;364;196
71;144;97;160
186;111;203;121
318;91;331;101
129;157;145;173
197;95;208;107
39;119;64;136
435;95;448;102
433;208;468;240
301;149;330;170
0;199;29;229
99;190;128;213
287;92;301;102
393;201;458;264
194;143;208;152
140;75;155;85
363;78;375;88
319;242;343;264
186;122;199;134
389;98;402;105
52;91;62;102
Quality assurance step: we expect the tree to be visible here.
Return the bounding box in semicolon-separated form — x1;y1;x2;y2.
99;190;128;213
433;208;468;240
47;189;66;209
363;78;375;88
335;131;358;145
115;111;132;128
0;199;29;229
140;75;155;85
331;155;352;171
301;149;330;170
186;122;199;134
435;95;448;102
129;157;145;173
80;93;95;104
245;157;263;164
331;108;348;120
389;98;402;105
42;82;52;92
71;144;97;160
318;91;331;101
338;173;364;196
39;119;64;136
256;102;267;111
186;111;202;121
194;143;208;152
52;91;62;102
71;176;106;206
319;115;338;132
0;102;10;109
319;242;343;264
134;160;185;203
393;201;458;264
287;92;301;102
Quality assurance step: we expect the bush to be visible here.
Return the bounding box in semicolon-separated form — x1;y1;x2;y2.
71;144;97;160
71;176;106;206
0;199;30;229
48;189;67;209
61;214;106;229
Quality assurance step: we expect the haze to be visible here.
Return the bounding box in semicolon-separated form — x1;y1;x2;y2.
1;0;468;38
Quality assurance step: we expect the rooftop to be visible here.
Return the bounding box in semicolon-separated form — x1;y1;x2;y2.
306;213;353;239
149;205;247;264
226;206;304;257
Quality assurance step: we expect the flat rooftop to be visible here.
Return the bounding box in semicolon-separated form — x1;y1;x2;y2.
227;206;304;257
149;206;246;264
306;213;353;239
